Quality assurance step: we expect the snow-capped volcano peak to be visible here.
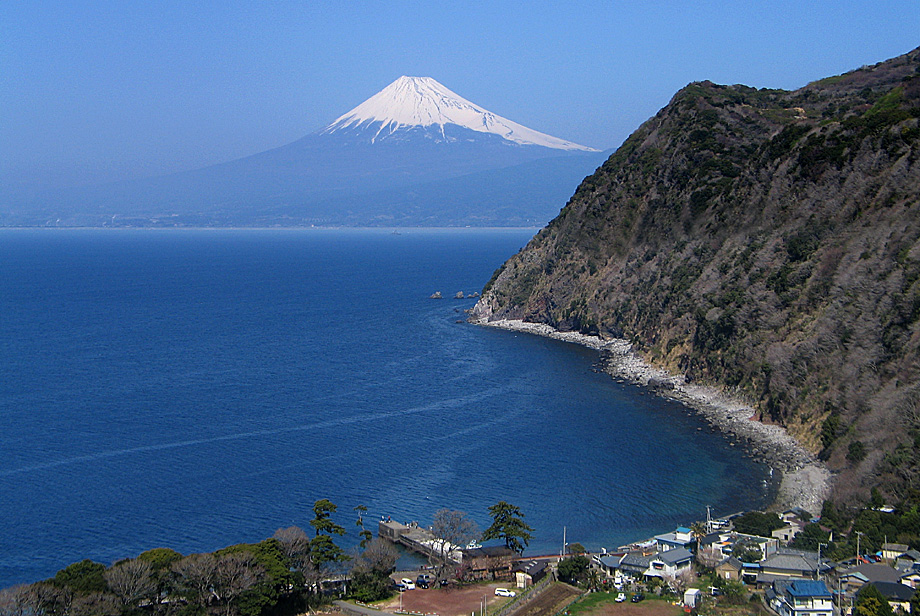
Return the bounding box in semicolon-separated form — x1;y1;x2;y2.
322;76;596;151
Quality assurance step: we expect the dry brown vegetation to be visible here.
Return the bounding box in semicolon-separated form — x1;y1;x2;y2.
476;47;920;505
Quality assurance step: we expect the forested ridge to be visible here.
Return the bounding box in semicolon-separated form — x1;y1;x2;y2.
474;47;920;505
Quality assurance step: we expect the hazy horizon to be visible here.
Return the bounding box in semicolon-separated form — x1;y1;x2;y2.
2;0;918;195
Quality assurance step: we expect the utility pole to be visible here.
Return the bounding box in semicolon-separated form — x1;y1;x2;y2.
818;542;828;580
855;531;865;563
562;526;567;558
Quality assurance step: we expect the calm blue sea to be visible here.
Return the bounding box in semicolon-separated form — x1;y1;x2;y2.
0;228;772;588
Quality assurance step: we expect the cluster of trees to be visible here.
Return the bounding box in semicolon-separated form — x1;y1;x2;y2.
0;499;366;616
722;501;920;563
0;500;535;616
793;500;920;561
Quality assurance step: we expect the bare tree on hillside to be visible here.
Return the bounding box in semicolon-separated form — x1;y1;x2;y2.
430;509;478;583
211;552;265;616
696;546;723;569
28;582;72;616
0;584;38;616
68;591;120;616
354;537;398;575
104;558;156;608
274;524;321;592
273;525;312;571
172;553;218;610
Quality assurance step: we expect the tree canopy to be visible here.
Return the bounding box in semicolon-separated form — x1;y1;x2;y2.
52;559;108;594
856;583;895;616
482;501;533;554
349;538;398;602
309;499;348;569
310;499;346;538
730;511;784;537
556;555;589;585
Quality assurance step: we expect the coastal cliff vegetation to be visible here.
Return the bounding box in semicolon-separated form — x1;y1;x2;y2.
0;500;536;614
473;47;920;506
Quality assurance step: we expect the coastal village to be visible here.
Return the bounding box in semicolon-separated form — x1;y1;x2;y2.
365;508;920;616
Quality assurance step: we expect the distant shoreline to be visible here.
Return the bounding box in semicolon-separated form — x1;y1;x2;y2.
0;225;543;232
471;317;831;516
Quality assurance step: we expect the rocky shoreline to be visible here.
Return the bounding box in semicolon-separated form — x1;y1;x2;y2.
472;317;831;516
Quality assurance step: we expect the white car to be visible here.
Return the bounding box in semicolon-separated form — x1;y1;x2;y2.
495;588;516;597
401;578;416;590
615;593;626;603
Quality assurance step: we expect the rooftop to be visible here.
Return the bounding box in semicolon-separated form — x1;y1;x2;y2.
784;580;832;598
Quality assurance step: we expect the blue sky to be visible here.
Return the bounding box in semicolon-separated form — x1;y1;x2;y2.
2;1;918;192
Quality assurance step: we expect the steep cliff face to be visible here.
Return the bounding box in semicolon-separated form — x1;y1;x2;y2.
473;48;920;504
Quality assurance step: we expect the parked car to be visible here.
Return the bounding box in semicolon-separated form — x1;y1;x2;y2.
615;593;627;603
495;588;516;597
401;578;416;590
416;575;430;589
631;593;644;603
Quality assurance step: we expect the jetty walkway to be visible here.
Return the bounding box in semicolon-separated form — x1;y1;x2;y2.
378;519;461;564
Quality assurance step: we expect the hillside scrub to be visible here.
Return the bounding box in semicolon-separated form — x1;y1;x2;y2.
474;47;920;506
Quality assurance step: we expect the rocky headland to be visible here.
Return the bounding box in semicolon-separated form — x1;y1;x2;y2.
471;47;920;505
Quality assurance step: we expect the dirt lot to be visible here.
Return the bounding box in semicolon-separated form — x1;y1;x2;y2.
379;582;514;616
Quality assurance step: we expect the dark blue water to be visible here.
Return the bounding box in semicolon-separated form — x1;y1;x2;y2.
0;228;771;588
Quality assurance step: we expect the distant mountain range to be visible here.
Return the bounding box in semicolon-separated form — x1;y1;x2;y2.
2;76;608;227
474;47;920;505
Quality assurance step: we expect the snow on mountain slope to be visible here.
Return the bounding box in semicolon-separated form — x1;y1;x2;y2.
322;76;597;151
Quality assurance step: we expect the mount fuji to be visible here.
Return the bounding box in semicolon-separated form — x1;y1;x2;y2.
6;77;610;227
322;76;594;151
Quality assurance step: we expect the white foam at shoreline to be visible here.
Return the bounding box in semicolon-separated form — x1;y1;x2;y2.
475;318;831;515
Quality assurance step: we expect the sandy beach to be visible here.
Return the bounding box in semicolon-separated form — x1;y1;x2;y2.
473;318;831;516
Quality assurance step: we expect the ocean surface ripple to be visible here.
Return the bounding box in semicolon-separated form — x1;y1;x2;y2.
0;228;771;588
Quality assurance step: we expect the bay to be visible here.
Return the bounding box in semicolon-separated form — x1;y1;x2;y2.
0;228;771;588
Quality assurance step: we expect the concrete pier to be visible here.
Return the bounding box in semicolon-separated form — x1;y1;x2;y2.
378;519;461;564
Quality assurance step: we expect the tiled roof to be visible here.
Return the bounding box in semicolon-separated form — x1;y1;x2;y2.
863;581;915;602
659;547;694;565
843;563;902;584
513;560;547;576
717;556;743;570
598;554;623;569
761;553;820;572
621;553;652;568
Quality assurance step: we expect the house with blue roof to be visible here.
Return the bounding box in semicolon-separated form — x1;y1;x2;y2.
766;579;833;616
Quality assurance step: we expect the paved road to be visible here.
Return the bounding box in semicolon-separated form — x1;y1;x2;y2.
334;599;397;616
